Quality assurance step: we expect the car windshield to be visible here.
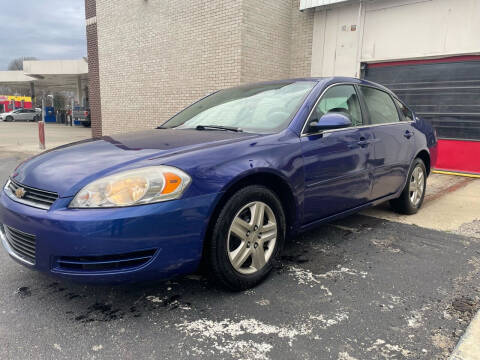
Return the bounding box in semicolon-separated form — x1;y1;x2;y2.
161;81;316;133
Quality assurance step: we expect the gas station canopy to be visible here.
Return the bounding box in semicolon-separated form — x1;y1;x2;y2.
0;59;88;102
0;71;36;86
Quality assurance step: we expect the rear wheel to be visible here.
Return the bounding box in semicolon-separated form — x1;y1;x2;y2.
390;158;427;215
206;185;285;291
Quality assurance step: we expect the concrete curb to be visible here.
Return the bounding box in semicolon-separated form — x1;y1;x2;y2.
449;310;480;360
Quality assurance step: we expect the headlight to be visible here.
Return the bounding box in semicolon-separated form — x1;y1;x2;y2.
69;166;191;208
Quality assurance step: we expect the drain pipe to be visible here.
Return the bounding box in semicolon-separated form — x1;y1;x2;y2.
355;0;365;78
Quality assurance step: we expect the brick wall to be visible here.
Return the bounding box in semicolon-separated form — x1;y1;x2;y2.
85;0;96;19
241;0;293;83
289;0;315;78
85;0;102;138
94;0;314;135
96;0;242;135
241;0;315;83
86;22;102;138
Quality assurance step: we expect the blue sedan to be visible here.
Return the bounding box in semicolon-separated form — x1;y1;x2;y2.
0;77;437;290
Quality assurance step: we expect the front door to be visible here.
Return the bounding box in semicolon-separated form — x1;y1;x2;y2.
301;84;374;224
17;109;28;121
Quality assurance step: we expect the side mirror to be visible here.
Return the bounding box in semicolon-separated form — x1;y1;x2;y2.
308;112;352;133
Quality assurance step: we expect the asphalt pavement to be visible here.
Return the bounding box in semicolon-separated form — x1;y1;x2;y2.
0;122;91;155
0;152;479;359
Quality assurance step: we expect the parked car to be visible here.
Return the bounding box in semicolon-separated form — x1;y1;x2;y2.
0;77;437;290
73;107;91;127
0;108;40;122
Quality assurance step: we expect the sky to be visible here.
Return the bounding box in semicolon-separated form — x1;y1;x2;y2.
0;0;86;70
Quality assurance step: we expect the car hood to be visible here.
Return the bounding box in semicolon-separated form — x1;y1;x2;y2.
11;129;259;197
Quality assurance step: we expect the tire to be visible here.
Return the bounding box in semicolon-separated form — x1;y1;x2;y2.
6;116;13;122
206;185;286;291
390;158;427;215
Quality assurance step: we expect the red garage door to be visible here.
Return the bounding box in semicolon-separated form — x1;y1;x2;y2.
362;55;480;175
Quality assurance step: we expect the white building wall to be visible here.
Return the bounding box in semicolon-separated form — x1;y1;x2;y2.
311;0;480;77
311;2;361;77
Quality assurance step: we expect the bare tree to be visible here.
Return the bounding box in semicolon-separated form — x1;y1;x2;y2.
7;56;37;71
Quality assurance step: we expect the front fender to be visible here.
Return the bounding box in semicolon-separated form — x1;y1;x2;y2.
165;130;305;231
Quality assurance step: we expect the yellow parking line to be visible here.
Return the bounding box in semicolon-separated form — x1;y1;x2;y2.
432;170;480;178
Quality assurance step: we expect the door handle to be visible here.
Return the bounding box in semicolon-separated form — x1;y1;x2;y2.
357;137;370;147
404;130;414;139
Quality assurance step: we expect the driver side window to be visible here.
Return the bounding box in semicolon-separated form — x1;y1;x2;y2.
312;85;363;127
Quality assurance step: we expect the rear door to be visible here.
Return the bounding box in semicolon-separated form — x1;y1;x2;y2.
359;85;415;199
19;109;30;121
301;84;374;223
27;109;36;121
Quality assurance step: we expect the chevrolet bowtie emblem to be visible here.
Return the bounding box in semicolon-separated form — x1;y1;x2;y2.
15;187;26;199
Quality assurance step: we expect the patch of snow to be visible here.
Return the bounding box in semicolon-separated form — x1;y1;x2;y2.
406;311;423;328
176;309;350;358
309;312;349;329
176;318;308;342
214;340;273;360
178;303;192;310
366;339;411;358
146;295;162;303
255;299;270;306
287;265;367;291
92;345;103;352
338;351;358;360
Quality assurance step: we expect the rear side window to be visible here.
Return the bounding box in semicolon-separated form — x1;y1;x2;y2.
394;99;414;121
360;86;399;124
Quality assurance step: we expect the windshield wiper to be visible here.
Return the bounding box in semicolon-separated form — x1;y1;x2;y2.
195;125;243;132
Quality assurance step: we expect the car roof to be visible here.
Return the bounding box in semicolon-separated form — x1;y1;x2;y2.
243;77;392;92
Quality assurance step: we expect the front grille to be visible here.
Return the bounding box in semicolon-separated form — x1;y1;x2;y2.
56;249;156;272
6;178;58;210
2;225;36;264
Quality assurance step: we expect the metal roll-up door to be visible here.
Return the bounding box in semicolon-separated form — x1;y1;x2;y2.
361;56;480;141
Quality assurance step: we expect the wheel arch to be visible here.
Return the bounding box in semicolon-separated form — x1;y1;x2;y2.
415;149;431;176
203;169;298;252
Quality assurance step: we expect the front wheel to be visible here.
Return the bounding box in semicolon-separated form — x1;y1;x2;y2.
206;185;286;291
6;116;13;122
390;158;427;215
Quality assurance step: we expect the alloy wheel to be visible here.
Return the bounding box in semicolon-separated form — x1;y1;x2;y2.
227;201;277;275
409;165;425;207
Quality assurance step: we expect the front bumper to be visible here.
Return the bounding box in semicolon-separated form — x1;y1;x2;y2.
0;190;219;283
